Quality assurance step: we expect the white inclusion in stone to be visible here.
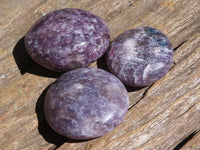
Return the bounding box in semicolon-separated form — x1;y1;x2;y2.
122;39;145;62
154;47;161;56
79;41;86;46
123;50;137;61
105;83;120;91
51;24;59;31
27;38;32;45
74;41;87;51
123;39;137;50
118;65;126;79
134;72;140;85
60;23;68;29
33;40;38;50
131;56;145;63
101;112;113;123
85;24;95;31
143;62;165;80
154;47;172;57
92;18;98;23
58;109;69;119
143;64;152;80
81;121;97;137
154;62;165;70
73;83;84;90
61;84;84;98
74;29;83;35
76;54;84;62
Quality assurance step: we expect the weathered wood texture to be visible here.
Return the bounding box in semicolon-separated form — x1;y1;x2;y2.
0;0;200;150
181;131;200;150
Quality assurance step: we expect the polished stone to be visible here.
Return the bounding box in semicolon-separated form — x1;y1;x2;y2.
106;27;173;87
44;68;129;140
25;8;110;72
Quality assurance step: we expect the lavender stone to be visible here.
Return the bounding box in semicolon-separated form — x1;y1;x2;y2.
106;27;173;87
25;8;110;72
44;68;129;140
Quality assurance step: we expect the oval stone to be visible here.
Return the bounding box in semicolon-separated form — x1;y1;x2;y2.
25;8;110;72
106;27;173;87
44;68;129;140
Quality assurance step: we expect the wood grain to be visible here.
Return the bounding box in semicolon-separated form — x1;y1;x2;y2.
0;0;200;150
181;131;200;150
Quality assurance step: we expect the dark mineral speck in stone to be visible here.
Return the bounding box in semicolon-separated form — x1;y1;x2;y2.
44;68;129;140
25;8;110;72
106;27;173;87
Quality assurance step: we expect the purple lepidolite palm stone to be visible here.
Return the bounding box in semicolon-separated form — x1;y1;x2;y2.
25;8;110;72
44;68;129;140
106;27;173;87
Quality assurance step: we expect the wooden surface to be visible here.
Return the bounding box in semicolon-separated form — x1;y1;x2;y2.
0;0;200;149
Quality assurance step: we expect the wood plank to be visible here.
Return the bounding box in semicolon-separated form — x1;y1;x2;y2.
181;131;200;150
0;0;200;149
1;30;197;150
0;73;54;149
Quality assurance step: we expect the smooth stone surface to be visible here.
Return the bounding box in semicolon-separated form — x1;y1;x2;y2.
106;27;173;87
44;68;129;140
25;8;110;72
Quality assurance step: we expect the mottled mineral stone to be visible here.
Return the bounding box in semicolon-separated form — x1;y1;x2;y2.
106;27;173;87
44;68;129;140
25;8;110;72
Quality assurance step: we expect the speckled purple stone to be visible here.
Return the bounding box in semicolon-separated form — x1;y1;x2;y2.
106;27;173;87
25;8;110;72
44;68;129;140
